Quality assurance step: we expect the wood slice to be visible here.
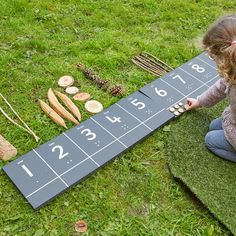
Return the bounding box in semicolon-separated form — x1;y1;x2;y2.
58;75;74;88
0;135;17;161
73;92;91;102
85;100;103;113
65;86;79;95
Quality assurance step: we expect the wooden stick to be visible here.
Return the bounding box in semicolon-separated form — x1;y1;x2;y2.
137;55;168;73
142;52;174;71
132;59;162;76
135;56;167;74
0;93;39;142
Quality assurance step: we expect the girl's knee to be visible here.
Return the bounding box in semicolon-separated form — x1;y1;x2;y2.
205;131;215;149
209;118;222;131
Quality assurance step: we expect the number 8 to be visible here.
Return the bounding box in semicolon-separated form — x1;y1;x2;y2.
191;64;205;73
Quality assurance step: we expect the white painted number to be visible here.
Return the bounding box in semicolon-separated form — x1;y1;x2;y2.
106;116;121;123
81;128;96;141
155;88;167;97
191;64;205;73
209;55;214;60
21;164;33;177
130;99;145;109
172;74;186;84
51;145;69;159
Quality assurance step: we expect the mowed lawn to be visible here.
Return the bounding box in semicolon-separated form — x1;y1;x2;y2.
0;0;235;235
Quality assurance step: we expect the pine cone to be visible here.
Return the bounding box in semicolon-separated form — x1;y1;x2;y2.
84;69;96;81
76;63;85;71
110;85;124;96
97;80;110;90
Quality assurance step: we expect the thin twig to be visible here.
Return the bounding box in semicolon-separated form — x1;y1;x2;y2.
0;93;40;142
0;107;33;135
135;56;167;74
142;52;174;70
132;59;162;76
138;54;169;73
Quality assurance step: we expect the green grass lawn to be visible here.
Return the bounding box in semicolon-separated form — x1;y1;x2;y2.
0;0;235;235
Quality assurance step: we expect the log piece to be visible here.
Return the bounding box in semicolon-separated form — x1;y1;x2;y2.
0;134;17;161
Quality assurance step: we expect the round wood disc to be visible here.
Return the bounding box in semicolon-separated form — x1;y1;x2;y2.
58;75;74;88
75;220;87;233
85;100;103;113
73;92;91;101
65;86;79;95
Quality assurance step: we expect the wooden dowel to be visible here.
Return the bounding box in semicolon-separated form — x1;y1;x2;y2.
135;56;167;74
138;55;169;73
132;59;162;76
142;52;174;71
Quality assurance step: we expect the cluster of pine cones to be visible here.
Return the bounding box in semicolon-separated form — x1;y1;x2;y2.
77;63;124;96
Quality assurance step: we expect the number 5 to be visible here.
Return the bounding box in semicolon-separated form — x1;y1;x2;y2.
130;99;145;109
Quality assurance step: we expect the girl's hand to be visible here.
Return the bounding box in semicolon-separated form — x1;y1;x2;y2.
185;98;201;111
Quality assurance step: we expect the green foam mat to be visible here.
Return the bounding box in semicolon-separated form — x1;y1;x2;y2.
166;104;236;235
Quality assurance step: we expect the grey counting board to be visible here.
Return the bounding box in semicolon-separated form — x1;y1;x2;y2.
3;52;219;209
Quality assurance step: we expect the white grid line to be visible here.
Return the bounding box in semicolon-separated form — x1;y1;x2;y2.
196;57;217;70
63;133;100;167
179;67;210;88
26;177;58;199
26;108;167;198
19;54;221;202
160;78;186;96
166;74;219;110
115;103;153;131
33;149;69;187
90;117;128;148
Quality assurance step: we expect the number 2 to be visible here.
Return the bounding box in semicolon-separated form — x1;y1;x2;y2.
51;145;69;159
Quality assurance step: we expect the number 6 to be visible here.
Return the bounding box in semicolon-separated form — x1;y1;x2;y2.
155;88;167;97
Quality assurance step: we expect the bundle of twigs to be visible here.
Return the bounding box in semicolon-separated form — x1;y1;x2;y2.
132;52;173;76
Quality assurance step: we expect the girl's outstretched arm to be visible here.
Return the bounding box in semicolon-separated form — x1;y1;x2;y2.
197;78;226;107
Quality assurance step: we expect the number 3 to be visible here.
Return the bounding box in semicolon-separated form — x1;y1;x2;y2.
81;128;96;140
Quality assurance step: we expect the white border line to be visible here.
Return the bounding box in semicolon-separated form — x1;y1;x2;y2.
196;57;217;70
33;149;69;187
22;54;221;201
90;117;128;148
179;67;210;88
63;133;100;167
115;103;153;131
26;177;59;198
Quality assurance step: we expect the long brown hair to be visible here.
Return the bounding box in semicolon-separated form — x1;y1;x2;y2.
203;14;236;84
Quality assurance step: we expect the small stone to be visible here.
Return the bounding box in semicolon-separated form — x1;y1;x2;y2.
174;104;180;109
169;107;175;112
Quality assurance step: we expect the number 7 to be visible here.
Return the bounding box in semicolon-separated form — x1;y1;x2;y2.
172;74;186;84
